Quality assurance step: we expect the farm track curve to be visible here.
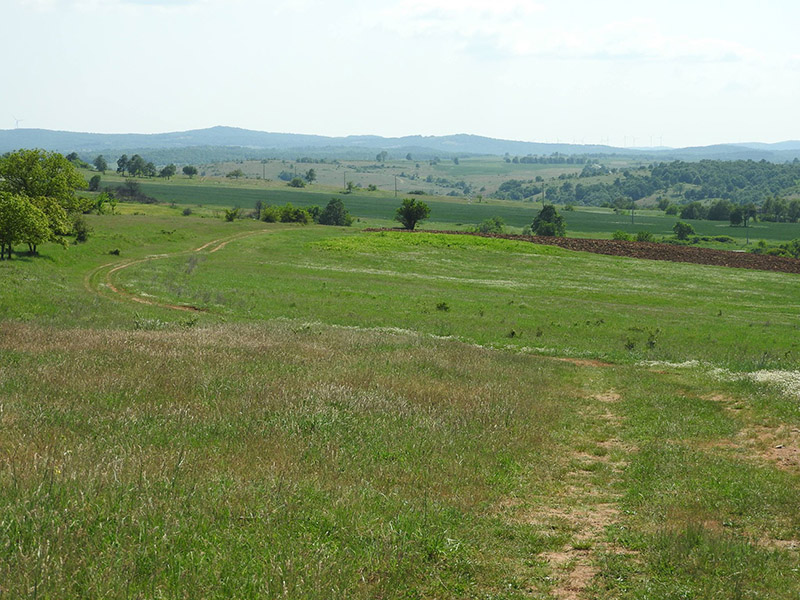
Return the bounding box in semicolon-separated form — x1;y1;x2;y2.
84;229;270;312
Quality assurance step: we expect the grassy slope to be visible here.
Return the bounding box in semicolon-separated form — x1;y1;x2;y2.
2;215;800;598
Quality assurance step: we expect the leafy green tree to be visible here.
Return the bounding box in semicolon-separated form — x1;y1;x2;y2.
707;199;732;221
531;204;566;236
93;155;108;174
680;201;707;220
318;197;353;226
376;151;388;163
0;149;86;205
288;177;306;188
223;207;240;222
88;174;101;192
729;207;743;226
0;192;50;259
127;154;147;177
159;164;177;179
0;150;85;253
304;168;317;183
226;169;245;179
673;221;695;240
116;154;129;175
395;198;430;230
182;165;198;178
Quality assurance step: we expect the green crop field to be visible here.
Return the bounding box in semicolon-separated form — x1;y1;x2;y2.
3;212;800;598
98;173;800;246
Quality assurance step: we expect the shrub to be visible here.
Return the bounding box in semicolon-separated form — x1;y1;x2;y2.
288;177;306;188
279;203;311;224
636;231;654;242
73;215;91;243
612;230;632;241
182;207;192;216
476;216;504;234
261;205;280;222
224;207;240;222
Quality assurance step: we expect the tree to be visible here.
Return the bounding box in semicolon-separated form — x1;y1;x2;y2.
395;198;430;230
376;151;388;163
673;221;695;240
288;177;306;188
729;207;743;227
0;193;49;259
304;168;317;183
182;165;198;178
127;154;147;177
406;153;413;161
0;149;86;206
226;169;245;179
531;205;566;237
318;197;353;226
93;155;108;174
88;174;101;192
117;154;129;176
0;150;85;254
159;164;177;179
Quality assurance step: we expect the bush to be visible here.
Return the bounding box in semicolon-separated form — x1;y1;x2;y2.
73;215;91;243
261;205;280;222
88;174;101;192
224;207;240;222
182;207;192;216
279;203;311;224
636;231;654;242
531;205;566;237
288;177;306;188
476;216;504;234
612;230;632;241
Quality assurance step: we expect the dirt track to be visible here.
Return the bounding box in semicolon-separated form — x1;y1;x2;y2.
364;229;800;275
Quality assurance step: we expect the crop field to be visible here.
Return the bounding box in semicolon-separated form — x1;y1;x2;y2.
95;171;800;245
3;213;800;598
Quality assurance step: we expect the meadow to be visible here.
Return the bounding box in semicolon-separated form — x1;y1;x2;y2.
2;211;800;598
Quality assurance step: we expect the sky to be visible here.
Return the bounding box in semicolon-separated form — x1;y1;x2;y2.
3;0;799;147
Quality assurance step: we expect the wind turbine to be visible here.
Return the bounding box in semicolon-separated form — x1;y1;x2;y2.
12;116;23;129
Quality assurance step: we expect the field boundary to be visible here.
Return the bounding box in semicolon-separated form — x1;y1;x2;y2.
364;228;800;274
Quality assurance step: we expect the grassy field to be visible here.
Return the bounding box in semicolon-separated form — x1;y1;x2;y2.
2;213;800;598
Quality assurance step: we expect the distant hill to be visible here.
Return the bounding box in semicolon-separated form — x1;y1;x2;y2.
0;126;798;164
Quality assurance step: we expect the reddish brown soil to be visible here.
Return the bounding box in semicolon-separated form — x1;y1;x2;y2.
365;229;800;274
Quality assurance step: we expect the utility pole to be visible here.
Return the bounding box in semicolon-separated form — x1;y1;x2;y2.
343;172;346;191
394;175;397;197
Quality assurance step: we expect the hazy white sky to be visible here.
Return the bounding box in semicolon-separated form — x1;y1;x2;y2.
3;0;799;147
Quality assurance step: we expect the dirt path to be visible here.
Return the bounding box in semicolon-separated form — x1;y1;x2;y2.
536;390;631;599
84;229;269;312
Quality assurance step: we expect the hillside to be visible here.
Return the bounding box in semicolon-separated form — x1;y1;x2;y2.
2;126;799;163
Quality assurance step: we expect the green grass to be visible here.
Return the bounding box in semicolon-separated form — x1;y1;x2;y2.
2;213;800;598
106;226;800;371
